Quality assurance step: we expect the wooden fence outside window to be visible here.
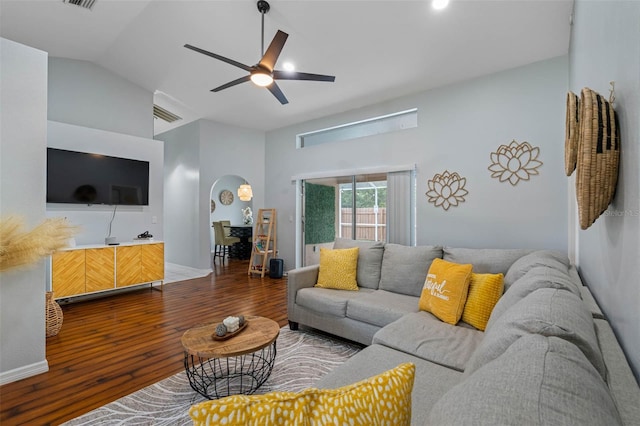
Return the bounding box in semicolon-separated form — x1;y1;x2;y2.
340;207;386;241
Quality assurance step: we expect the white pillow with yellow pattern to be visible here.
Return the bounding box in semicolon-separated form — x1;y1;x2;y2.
189;362;415;426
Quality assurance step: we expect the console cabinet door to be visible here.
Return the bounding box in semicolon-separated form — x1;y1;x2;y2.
52;250;85;297
85;247;115;293
141;243;164;282
116;245;142;287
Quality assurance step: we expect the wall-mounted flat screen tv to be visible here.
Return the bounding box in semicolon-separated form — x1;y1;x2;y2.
47;148;150;205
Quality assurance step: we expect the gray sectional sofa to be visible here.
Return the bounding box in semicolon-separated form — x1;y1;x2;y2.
287;239;640;425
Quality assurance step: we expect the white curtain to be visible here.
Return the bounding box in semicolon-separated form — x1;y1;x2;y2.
386;170;415;245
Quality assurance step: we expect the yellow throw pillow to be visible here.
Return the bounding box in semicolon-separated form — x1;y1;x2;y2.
419;258;473;325
315;247;359;291
189;362;416;426
462;272;504;331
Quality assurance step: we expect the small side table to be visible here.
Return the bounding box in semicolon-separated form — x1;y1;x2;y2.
181;316;280;399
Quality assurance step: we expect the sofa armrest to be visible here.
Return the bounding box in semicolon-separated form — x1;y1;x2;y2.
287;265;319;318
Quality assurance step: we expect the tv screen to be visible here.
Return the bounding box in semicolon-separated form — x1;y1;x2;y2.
47;148;150;205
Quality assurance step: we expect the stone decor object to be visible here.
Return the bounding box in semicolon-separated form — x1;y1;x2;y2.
426;170;468;211
488;140;542;186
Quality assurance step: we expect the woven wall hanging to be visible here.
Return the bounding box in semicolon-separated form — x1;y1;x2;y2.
565;91;580;176
574;86;620;230
488;140;542;186
426;170;468;211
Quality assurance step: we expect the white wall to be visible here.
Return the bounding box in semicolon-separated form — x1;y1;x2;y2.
46;121;164;247
0;38;49;384
159;118;265;270
569;0;640;380
160;121;201;268
198;120;265;268
48;58;153;139
266;56;568;270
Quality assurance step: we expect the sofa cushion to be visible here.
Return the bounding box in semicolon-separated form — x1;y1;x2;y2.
503;250;570;290
418;259;472;325
429;334;622;426
191;362;416;426
465;288;607;380
461;272;504;331
315;247;359;291
333;238;385;289
581;285;606;319
486;265;581;331
443;247;532;274
296;287;375;318
373;312;484;372
594;319;640;425
346;290;419;328
379;244;443;297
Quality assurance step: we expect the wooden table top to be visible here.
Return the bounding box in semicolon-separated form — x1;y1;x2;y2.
181;315;280;358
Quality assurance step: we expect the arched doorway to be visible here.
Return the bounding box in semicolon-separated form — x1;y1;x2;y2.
209;175;253;257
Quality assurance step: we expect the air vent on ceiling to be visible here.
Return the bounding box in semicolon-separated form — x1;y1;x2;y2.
62;0;96;10
153;105;182;123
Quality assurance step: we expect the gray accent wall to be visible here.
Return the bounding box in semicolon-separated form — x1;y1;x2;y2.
569;0;640;380
266;56;569;271
0;38;49;384
48;57;153;139
159;119;265;270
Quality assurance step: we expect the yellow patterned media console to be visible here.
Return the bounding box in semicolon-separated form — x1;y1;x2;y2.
189;362;415;426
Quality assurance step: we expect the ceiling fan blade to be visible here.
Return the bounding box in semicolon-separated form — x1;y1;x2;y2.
184;44;253;72
273;70;335;82
211;75;252;92
267;82;289;105
258;30;288;71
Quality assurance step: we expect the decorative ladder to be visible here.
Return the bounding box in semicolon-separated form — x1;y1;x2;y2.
248;208;277;277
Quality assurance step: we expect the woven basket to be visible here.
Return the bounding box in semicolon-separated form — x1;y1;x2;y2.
575;87;620;230
564;91;580;176
46;291;63;337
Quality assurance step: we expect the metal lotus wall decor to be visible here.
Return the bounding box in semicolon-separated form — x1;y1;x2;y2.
488;140;542;186
426;170;468;211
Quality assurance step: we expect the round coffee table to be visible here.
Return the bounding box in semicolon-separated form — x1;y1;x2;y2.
181;315;280;399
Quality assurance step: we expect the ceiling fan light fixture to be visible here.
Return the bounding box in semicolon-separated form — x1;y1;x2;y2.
432;0;449;10
250;71;273;87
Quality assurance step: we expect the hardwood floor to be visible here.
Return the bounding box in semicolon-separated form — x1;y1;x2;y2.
0;259;288;426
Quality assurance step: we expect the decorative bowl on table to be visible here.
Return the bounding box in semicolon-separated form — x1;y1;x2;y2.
212;315;247;340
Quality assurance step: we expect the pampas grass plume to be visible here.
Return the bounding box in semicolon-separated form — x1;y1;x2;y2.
0;216;78;272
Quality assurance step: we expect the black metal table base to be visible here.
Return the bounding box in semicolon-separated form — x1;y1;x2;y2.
184;341;277;399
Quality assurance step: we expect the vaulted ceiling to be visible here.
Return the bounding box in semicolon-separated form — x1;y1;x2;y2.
0;0;573;134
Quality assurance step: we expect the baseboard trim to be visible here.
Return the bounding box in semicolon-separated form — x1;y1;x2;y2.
0;360;49;385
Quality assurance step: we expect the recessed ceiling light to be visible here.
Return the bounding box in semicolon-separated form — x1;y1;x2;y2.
282;62;295;71
432;0;449;10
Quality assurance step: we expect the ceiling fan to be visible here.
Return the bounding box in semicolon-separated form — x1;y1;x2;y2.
184;0;335;105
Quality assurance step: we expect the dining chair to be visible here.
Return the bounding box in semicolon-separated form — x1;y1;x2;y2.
212;221;240;264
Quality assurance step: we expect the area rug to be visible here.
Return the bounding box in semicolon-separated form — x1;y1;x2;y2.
62;327;362;425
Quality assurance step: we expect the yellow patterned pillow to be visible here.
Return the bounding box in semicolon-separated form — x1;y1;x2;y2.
419;258;473;325
462;272;504;331
315;247;359;291
189;362;415;426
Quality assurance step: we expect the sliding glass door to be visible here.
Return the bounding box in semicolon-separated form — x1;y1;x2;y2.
300;170;414;266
